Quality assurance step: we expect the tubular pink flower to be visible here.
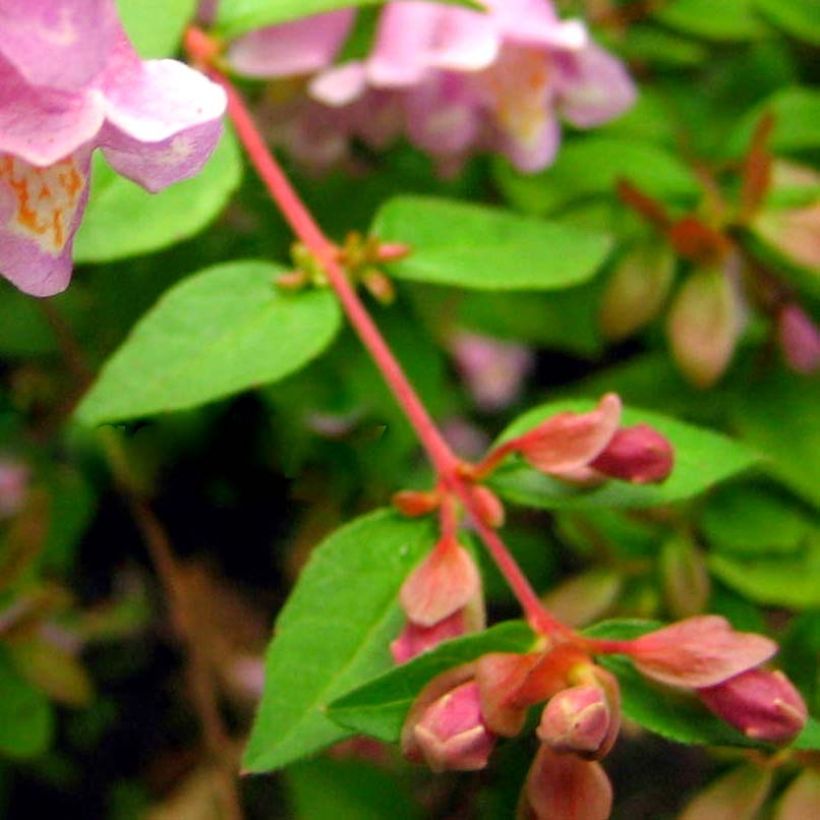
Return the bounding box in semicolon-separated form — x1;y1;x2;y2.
0;0;226;296
589;423;675;484
627;616;778;689
698;669;808;744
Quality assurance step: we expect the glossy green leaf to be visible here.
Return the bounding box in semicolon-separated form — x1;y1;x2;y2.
243;510;435;773
655;0;768;40
585;621;756;747
372;196;612;290
493;137;699;217
217;0;481;39
76;261;341;425
732;369;820;507
489;401;758;510
116;0;198;57
327;621;536;741
754;0;820;46
74;129;242;264
0;648;54;760
793;718;820;751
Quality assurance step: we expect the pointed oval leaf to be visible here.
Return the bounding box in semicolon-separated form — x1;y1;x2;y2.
243;510;435;773
0;648;55;759
76;261;341;425
490;401;758;510
327;621;536;742
371;196;612;291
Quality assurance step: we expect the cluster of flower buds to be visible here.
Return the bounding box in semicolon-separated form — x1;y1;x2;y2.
471;393;674;486
224;0;635;174
0;0;227;296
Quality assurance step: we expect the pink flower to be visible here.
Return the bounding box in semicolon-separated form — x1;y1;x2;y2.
777;303;820;375
698;668;808;744
402;678;496;772
520;744;613;820
588;424;675;484
627;616;778;689
0;0;226;296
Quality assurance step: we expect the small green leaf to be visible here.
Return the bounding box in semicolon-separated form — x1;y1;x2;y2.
76;261;341;425
217;0;481;39
655;0;768;40
0;648;54;760
75;129;242;264
243;510;435;773
753;0;820;46
116;0;198;57
792;718;820;751
327;622;535;742
708;539;820;608
372;196;612;291
730;88;820;156
585;621;756;747
490;401;758;510
493;137;699;216
732;369;820;507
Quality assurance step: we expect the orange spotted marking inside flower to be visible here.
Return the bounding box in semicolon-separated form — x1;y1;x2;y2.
0;154;84;254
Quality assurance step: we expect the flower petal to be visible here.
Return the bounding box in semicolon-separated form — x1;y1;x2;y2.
0;55;104;166
0;147;91;296
227;10;355;79
0;0;119;91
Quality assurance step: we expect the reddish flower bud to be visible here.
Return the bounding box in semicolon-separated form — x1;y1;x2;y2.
698;668;808;744
511;394;622;474
403;679;496;773
391;609;467;664
519;744;613;820
667;265;743;388
399;537;481;627
537;683;614;759
679;764;773;820
777;303;820;375
589;423;674;484
628;615;777;688
392;489;440;517
469;485;506;529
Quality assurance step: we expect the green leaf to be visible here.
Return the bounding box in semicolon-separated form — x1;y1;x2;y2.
243;510;435;773
217;0;481;39
732;369;820;507
753;0;820;46
655;0;768;40
701;483;815;556
730;88;820;156
286;758;421;820
708;539;820;608
0;647;54;760
489;401;758;510
493;137;699;216
585;621;757;747
116;0;198;57
793;718;820;751
327;622;535;742
74;129;242;264
76;261;341;425
372;196;612;291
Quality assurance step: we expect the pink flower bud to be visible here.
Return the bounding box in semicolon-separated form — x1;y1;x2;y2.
777;304;820;375
510;393;622;474
468;485;506;529
391;609;467;664
628;616;777;688
667;265;743;388
392;489;440;517
589;423;674;484
403;680;496;773
698;668;808;744
520;744;613;820
399;537;481;627
537;669;620;760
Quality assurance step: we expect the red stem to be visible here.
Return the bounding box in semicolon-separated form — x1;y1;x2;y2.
190;34;560;637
